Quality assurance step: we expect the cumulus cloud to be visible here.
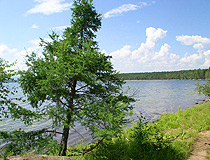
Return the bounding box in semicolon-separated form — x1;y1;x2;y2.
27;0;72;15
176;35;210;69
2;27;210;73
0;45;17;55
130;27;167;61
176;35;210;52
180;53;204;67
176;35;210;46
110;45;132;60
104;2;147;18
107;27;210;72
0;38;53;70
109;27;178;72
203;50;210;67
0;45;20;70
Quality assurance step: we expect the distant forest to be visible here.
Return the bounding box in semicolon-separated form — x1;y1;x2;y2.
119;68;210;80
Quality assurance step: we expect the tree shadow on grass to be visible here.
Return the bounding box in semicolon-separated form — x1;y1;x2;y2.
84;115;186;160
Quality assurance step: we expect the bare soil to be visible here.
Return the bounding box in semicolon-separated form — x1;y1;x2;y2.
0;155;73;160
188;130;210;160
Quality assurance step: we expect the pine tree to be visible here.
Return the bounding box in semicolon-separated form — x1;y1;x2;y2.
17;0;134;156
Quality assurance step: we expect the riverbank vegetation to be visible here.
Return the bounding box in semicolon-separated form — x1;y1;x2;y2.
1;102;210;159
69;101;210;160
120;68;210;80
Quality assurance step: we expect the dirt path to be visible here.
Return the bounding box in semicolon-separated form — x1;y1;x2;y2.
188;130;210;160
0;155;73;160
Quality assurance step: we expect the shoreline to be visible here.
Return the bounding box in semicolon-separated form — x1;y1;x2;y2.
124;79;207;81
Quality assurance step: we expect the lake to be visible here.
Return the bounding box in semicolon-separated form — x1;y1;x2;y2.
0;80;208;146
125;80;208;123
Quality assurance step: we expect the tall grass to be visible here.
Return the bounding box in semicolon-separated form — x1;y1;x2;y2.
70;102;210;160
2;102;209;159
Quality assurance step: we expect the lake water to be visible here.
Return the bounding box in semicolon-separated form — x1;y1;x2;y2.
0;80;208;146
125;80;208;122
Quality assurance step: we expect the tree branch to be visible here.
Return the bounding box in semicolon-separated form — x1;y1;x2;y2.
59;99;70;108
46;130;63;135
82;136;106;155
67;136;106;156
76;84;88;92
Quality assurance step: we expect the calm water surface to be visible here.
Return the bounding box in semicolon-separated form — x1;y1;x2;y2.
0;80;208;145
125;80;208;122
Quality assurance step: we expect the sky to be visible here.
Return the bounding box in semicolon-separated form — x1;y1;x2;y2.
1;0;210;73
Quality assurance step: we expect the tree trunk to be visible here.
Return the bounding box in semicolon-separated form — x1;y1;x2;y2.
60;108;72;156
60;80;77;156
60;110;72;156
60;125;70;156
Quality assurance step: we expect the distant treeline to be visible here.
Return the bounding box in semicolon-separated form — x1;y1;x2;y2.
119;68;210;80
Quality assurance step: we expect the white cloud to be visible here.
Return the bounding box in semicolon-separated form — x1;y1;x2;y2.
110;45;132;60
29;39;41;46
27;0;72;15
15;39;51;70
176;35;210;46
104;3;147;18
29;38;53;46
180;53;204;68
15;48;37;58
31;24;39;29
0;45;20;70
109;27;179;72
2;27;210;73
106;27;210;72
0;39;52;70
175;35;210;69
203;50;210;67
51;25;71;31
176;35;210;52
0;45;17;55
131;27;167;60
146;27;167;42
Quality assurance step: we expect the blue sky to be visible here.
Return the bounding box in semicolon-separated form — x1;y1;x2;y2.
1;0;210;73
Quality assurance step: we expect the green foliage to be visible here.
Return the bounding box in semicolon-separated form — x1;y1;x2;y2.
154;102;210;159
128;115;173;160
74;102;210;160
78;114;180;160
80;95;133;138
70;0;101;47
7;0;135;156
157;102;210;132
120;68;210;80
0;59;43;125
0;59;46;157
0;129;60;157
195;80;210;97
0;59;16;120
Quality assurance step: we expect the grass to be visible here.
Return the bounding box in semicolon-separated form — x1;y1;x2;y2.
1;102;210;159
69;102;210;160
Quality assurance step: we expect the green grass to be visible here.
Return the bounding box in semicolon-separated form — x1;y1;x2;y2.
2;102;210;159
69;102;210;160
